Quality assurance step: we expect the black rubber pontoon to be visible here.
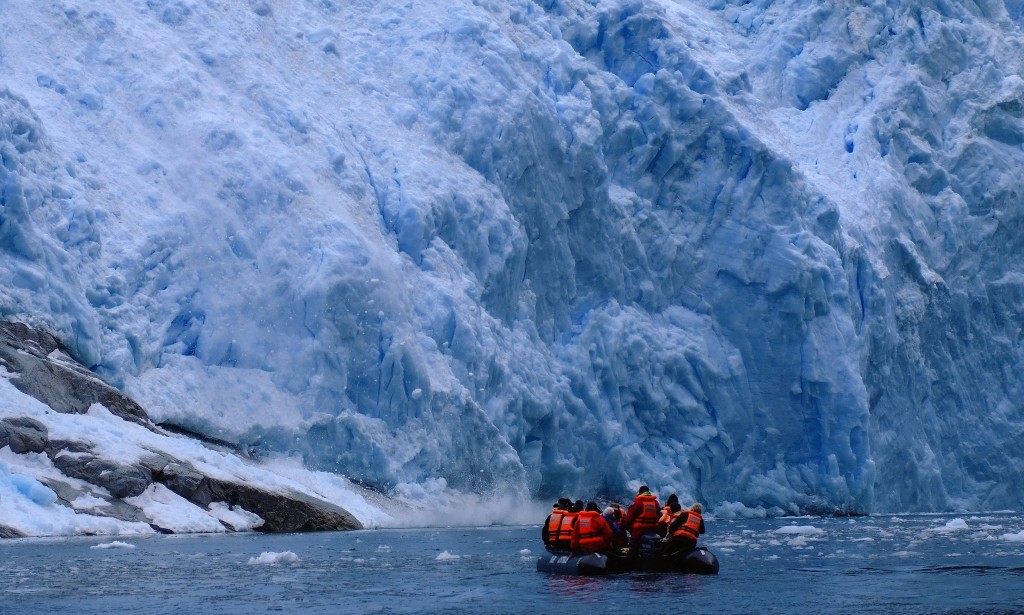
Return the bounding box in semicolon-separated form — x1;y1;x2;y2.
536;542;719;576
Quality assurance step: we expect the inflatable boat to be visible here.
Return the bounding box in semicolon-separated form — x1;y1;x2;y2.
536;545;719;576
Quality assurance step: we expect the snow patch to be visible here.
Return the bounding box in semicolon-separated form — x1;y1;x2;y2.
208;502;264;532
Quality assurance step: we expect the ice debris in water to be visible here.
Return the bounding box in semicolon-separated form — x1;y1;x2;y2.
774;525;824;535
1000;531;1024;542
927;519;969;532
519;549;532;556
90;541;136;550
435;550;460;561
248;551;301;565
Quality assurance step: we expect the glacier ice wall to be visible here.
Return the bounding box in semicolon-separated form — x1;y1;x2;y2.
0;0;1022;514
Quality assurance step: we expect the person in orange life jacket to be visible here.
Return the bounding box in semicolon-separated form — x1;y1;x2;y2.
623;485;661;550
657;493;679;537
553;500;583;552
542;498;573;552
571;502;614;554
664;502;705;554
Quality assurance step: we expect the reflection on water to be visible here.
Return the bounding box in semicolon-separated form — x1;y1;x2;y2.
0;514;1022;614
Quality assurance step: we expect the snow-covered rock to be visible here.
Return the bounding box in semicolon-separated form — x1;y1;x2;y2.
0;320;371;536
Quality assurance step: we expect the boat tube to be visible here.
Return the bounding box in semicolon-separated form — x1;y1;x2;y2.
536;541;719;576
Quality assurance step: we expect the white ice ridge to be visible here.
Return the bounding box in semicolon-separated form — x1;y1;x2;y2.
0;0;1021;516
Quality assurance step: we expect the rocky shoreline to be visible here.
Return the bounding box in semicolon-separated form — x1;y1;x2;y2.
0;321;363;537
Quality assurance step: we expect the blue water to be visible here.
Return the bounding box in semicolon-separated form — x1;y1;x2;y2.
2;514;1023;614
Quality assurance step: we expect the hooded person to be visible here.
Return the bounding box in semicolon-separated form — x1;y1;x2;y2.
665;502;706;554
542;497;574;552
658;493;680;536
623;486;661;550
553;499;582;552
571;502;614;554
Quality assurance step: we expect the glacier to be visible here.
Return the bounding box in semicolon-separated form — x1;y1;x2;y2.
0;0;1022;524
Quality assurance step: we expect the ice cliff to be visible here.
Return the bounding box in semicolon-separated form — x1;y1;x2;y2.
0;0;1023;520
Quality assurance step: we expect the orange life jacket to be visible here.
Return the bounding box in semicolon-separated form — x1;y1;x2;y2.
631;494;660;534
572;511;609;553
658;506;674;526
555;510;577;548
672;510;703;541
545;509;565;544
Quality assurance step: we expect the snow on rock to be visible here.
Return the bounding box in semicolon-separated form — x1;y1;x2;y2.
0;321;381;537
0;0;1021;518
208;502;264;532
125;483;228;534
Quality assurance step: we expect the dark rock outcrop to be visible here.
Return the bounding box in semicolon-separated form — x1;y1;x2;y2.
50;451;154;499
0;320;365;535
0;525;24;538
0;416;48;454
147;455;362;532
0;321;149;426
39;477;153;525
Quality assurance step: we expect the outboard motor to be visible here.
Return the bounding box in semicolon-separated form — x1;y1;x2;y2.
638;532;663;559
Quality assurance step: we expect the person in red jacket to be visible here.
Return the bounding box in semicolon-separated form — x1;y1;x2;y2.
623;485;661;551
665;502;706;554
571;502;614;554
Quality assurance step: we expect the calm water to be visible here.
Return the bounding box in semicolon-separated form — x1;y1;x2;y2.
2;513;1023;614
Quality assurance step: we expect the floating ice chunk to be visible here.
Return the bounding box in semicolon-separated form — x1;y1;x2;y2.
775;525;824;535
435;550;460;561
519;548;532;556
999;531;1024;542
927;518;969;532
91;541;135;550
248;551;300;564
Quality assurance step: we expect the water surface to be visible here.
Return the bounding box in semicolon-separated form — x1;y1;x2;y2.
2;513;1023;614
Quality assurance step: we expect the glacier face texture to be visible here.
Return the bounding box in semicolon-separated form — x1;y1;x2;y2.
0;0;1022;515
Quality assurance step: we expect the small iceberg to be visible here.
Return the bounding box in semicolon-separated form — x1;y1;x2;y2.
90;541;136;550
248;551;301;565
